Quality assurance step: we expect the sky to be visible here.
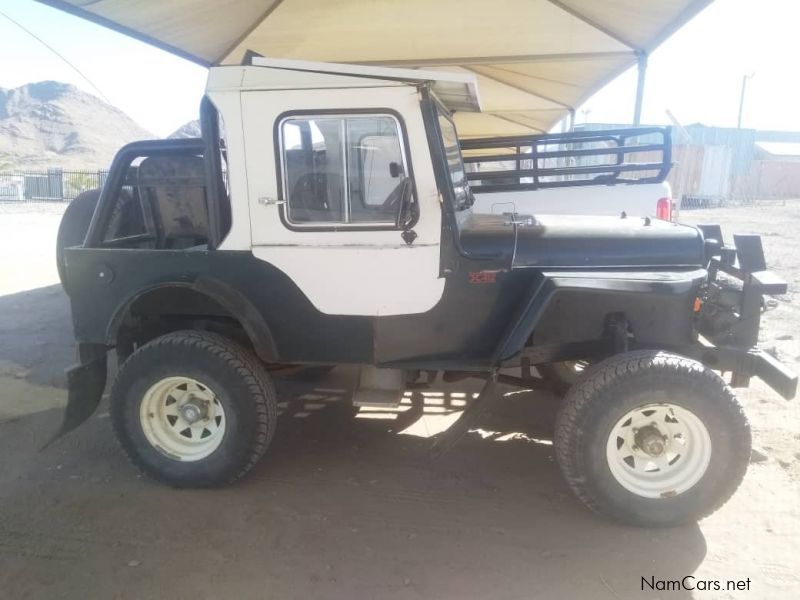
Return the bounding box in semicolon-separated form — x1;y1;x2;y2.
581;0;798;131
0;0;797;137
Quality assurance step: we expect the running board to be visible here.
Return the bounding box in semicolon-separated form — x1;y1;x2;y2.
352;366;403;408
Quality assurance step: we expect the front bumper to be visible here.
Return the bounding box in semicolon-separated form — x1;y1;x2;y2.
751;349;798;400
685;344;797;400
693;228;796;400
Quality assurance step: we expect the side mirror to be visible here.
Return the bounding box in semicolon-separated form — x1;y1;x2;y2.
389;161;404;178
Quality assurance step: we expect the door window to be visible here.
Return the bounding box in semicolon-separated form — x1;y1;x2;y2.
279;114;409;226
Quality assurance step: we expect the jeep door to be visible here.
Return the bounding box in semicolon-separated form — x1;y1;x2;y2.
241;85;445;317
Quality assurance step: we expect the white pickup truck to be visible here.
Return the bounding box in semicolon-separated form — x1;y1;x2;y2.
462;128;674;220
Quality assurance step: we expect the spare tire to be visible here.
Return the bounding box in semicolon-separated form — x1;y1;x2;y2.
56;188;100;291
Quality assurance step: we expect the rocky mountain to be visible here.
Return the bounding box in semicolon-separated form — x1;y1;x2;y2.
168;120;201;139
0;81;153;170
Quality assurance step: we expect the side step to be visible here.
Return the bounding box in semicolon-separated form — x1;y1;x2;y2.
352;367;404;408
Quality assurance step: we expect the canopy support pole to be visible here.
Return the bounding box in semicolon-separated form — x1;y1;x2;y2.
633;52;648;127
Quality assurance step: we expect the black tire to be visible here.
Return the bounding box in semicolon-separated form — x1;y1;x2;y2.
554;350;751;526
110;330;277;487
56;188;100;290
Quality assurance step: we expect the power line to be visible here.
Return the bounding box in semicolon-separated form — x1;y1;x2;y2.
0;7;112;104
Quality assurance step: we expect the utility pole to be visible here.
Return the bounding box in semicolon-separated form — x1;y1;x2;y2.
632;51;648;127
737;72;755;129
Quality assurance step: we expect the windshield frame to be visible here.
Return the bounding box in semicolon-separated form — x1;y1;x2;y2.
420;88;501;265
430;96;474;214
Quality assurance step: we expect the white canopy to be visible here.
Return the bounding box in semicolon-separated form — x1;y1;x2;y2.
38;0;712;137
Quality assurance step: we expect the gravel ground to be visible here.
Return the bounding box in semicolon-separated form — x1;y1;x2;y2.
0;200;797;599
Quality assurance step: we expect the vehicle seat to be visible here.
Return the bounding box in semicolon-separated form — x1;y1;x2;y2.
137;155;209;248
289;171;343;222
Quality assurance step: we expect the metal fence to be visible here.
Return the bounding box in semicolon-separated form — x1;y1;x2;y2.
2;155;796;209
0;169;108;202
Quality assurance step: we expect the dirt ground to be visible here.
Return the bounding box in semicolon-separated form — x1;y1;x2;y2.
0;200;798;599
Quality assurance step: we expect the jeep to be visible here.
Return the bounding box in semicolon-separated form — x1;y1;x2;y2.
54;58;797;526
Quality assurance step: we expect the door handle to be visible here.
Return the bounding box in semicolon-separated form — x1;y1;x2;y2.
258;197;285;206
504;216;534;227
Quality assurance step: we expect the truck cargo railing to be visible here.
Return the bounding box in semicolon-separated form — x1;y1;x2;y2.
460;127;672;193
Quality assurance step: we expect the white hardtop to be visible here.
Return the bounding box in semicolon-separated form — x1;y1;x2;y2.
206;56;481;114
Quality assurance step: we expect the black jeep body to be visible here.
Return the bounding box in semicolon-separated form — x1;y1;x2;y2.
53;87;797;525
58;96;796;441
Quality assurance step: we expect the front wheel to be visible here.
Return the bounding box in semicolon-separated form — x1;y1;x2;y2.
110;331;277;487
554;350;751;526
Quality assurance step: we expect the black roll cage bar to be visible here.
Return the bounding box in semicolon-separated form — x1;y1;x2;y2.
84;98;227;250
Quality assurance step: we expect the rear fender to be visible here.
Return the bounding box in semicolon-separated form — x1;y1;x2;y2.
106;277;278;362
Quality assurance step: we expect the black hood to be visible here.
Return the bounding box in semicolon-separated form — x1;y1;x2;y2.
459;213;705;269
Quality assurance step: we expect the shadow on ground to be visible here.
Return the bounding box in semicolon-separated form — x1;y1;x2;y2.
0;285;707;599
0;284;74;388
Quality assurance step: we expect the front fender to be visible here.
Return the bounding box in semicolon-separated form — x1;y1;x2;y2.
495;268;708;363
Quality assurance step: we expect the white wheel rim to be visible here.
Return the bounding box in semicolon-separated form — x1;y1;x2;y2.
606;403;712;499
139;376;225;461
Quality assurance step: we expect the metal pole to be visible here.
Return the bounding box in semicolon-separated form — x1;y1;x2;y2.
633;52;648;127
737;74;749;129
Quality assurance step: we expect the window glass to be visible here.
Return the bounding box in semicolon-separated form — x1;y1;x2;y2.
436;107;471;211
281;115;408;225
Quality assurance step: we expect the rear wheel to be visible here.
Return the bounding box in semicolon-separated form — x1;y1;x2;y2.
110;330;277;487
554;350;750;526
